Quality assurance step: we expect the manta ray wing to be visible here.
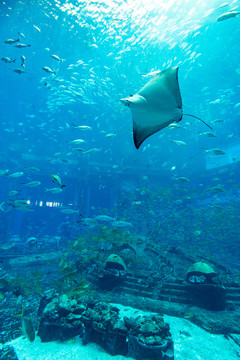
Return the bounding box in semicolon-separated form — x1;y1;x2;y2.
121;66;183;149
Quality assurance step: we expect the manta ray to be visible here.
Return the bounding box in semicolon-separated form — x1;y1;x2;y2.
120;66;211;149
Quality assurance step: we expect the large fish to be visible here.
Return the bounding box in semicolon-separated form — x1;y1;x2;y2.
121;66;212;149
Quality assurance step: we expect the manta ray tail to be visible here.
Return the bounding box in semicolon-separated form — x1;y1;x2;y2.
183;113;213;130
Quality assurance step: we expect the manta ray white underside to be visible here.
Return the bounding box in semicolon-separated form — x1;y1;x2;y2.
120;66;183;149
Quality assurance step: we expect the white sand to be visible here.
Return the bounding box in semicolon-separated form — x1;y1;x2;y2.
7;336;132;360
3;305;240;360
164;314;240;360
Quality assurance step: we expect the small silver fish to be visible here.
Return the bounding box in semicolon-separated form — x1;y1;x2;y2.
1;57;16;63
71;124;92;131
0;169;9;176
45;187;63;194
18;32;25;38
42;66;56;75
213;118;224;123
180;330;191;337
206;185;225;193
171;140;187;146
14;43;31;48
69;139;85;145
95;215;115;222
173;176;190;182
21;55;26;67
4;38;19;44
51;54;64;62
13;199;29;207
161;348;174;358
205;148;226;155
217;11;240;21
22;314;35;342
13;68;26;74
24;181;41;187
106;133;117;138
200;132;216;137
60;209;80;214
9;190;19;196
81;148;101;155
50;174;66;188
168;123;181;129
8;171;24;178
33;25;41;32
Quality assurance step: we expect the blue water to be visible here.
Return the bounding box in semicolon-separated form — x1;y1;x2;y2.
0;0;240;266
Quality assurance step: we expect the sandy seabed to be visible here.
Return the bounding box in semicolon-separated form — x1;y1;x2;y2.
165;314;240;360
3;306;240;360
9;336;130;360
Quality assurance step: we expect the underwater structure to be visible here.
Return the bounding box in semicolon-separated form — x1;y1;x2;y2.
185;262;226;310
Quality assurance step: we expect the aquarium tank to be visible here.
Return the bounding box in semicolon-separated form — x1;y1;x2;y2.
0;0;240;359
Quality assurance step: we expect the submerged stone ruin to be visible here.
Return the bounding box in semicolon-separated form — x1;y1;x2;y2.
37;294;174;359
